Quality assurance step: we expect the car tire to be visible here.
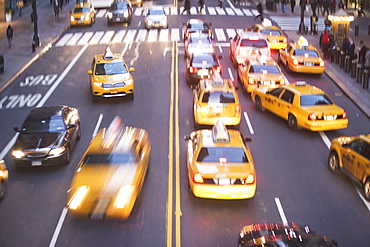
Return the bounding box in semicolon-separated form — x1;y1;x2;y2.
255;96;264;111
288;114;299;130
328;151;340;172
76;123;81;141
64;146;71;165
364;179;370;201
0;179;7;201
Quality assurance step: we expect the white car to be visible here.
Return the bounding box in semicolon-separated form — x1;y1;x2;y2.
185;32;214;58
144;6;168;29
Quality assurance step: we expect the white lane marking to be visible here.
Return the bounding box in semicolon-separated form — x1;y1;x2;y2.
49;207;68;247
93;114;104;138
228;67;234;81
159;29;169;42
319;131;331;149
170;6;178;15
242;9;253;16
134;7;142;16
275;197;288;226
55;33;73;47
217;43;222;53
123;29;136;43
215;28;226;42
112;30;126;44
234;8;244;16
77;32;94;46
251;9;259;15
171;28;180;41
215;7;226;15
208;7;216;15
0;45;88;159
355;188;370;211
96;9;106;18
89;31;104;45
190;7;197;15
147;29;158;42
243;112;255;135
66;33;83;46
99;30;115;44
225;7;235;15
130;42;141;66
136;29;147;42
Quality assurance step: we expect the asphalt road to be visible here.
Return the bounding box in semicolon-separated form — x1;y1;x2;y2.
0;1;369;246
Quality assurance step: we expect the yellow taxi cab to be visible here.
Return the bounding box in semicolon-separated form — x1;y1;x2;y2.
328;134;370;201
193;73;241;129
278;36;324;74
184;120;256;200
67;116;151;220
0;159;8;200
88;47;135;102
252;81;348;131
70;2;96;27
251;19;287;50
238;56;287;93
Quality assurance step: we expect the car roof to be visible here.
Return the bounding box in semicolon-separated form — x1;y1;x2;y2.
197;128;244;148
239;31;266;39
94;53;124;63
148;6;164;11
188;18;207;24
28;105;67;118
247;58;277;66
283;82;325;96
199;75;236;93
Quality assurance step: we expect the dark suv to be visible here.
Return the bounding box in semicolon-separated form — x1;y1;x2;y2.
107;1;132;25
186;52;222;86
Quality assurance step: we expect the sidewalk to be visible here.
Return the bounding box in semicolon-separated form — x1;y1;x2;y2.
0;0;75;91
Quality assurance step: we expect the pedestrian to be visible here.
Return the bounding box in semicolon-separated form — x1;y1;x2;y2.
338;0;344;9
324;16;332;31
321;29;330;54
290;0;296;13
329;0;336;14
53;0;60;19
182;0;191;14
178;0;184;11
281;0;287;13
16;0;24;17
322;0;330;16
348;38;356;60
198;0;204;14
327;34;336;60
58;0;64;11
311;0;317;16
364;48;370;69
358;0;366;17
254;0;264;22
218;0;224;8
6;25;13;48
341;37;350;54
358;40;367;65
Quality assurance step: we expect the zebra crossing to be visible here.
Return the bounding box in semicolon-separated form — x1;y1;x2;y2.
55;28;247;47
94;6;257;18
269;16;326;31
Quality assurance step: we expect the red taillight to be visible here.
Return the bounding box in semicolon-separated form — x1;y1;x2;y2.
319;60;325;67
216;66;221;73
245;174;255;185
189;66;197;73
236;104;241;113
193;173;204;183
308;113;316;121
343;111;347;119
196;103;201;113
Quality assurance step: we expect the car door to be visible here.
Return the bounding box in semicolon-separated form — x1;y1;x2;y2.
276;89;295;119
63;108;77;147
263;87;284;112
238;61;249;88
280;45;292;65
341;139;366;175
354;141;370;182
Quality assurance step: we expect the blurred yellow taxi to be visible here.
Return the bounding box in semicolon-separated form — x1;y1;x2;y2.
252;81;348;131
88;47;135;102
67;116;151;220
0;160;8;200
193;73;241;129
238;57;286;93
184;120;256;200
278;36;324;74
251;21;287;50
70;2;96;26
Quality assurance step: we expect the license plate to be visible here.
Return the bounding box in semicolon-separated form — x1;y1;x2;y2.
111;90;118;94
211;104;223;113
197;69;209;76
116;18;121;21
325;115;334;120
304;62;313;66
32;161;42;166
78;20;82;23
262;81;271;85
218;178;231;185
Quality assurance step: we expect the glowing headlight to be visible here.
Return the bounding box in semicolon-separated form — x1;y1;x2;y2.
80;16;85;21
124;12;128;18
114;185;135;208
124;79;133;85
94;82;103;87
11;150;25;159
49;146;66;156
147;20;153;25
0;170;5;177
70;16;75;21
107;12;113;19
68;186;90;210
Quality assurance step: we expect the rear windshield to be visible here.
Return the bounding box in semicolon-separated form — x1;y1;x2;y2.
294;49;319;57
189;34;211;44
240;39;268;48
110;3;128;10
261;29;281;36
300;94;333;106
82;153;137;165
149;9;165;15
192;55;217;68
197;147;248;163
202;92;235;104
250;65;280;74
95;62;128;75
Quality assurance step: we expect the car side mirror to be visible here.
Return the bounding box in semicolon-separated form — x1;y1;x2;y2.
14;127;21;132
244;137;252;143
218;55;223;59
68;124;76;130
184;135;191;141
87;70;92;75
129;67;135;72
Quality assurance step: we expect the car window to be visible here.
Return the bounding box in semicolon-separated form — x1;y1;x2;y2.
293;49;319;57
82;152;138;165
300;94;333;106
240;39;268;48
250;65;280;74
149;9;165;15
360;143;370;160
110;3;128;10
197;147;248;163
188;22;208;30
21;116;66;133
261;29;281;36
95;62;128;75
192;55;217;68
280;90;295;103
348;139;366;155
269;87;284;97
74;7;90;13
201;92;235;104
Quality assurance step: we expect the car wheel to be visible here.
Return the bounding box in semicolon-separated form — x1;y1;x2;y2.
64;146;71;165
255;96;264;111
0;179;7;201
76;123;81;141
364;179;370;201
328;151;339;172
288;114;299;130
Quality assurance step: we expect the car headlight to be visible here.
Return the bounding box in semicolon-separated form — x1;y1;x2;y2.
147;20;153;25
70;16;75;21
49;146;66;156
124;12;128;18
107;12;113;19
94;82;103;87
124;79;133;85
161;19;167;24
11;150;25;159
0;170;5;177
114;185;135;208
68;186;90;210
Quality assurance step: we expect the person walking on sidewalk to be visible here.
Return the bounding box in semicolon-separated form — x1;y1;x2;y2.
290;0;296;13
358;40;367;66
329;0;336;14
254;0;264;22
182;0;191;14
6;25;14;48
311;0;318;17
364;48;370;70
198;0;204;14
16;0;24;17
322;0;330;16
281;0;287;13
218;0;224;8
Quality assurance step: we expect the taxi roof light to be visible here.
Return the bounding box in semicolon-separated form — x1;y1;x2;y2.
297;36;309;48
262;18;273;27
103;47;115;60
295;81;307;86
212;120;230;143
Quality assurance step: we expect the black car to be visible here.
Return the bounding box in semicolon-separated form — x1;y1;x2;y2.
107;0;132;25
183;18;213;41
238;223;338;247
11;105;81;167
186;52;222;86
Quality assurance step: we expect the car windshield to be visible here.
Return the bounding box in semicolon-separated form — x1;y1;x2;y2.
21;116;66;133
192;55;217;68
73;7;90;13
240;39;268;48
202;92;235;104
188;22;208;30
261;29;281;36
300;94;333;106
197;147;248;163
149;9;165;15
294;49;319;57
250;65;280;74
111;3;128;10
95;62;128;75
189;35;211;44
82;152;138;165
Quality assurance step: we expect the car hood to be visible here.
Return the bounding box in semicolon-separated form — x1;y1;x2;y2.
195;162;254;177
14;132;64;150
146;15;167;21
93;73;131;83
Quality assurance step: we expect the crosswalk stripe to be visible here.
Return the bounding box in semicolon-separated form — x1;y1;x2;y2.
66;32;83;46
225;7;235;15
270;16;326;31
89;31;104;44
55;33;73;47
112;30;126;43
164;7;170;15
234;8;244;16
159;29;169;42
171;28;180;41
190;7;197;15
100;30;115;44
208;6;217;15
170;6;178;15
215;28;227;41
251;9;259;15
242;9;253;16
134;7;143;16
216;7;226;15
147;29;158;42
96;9;106;18
136;29;147;42
226;28;236;40
124;29;137;43
77;32;94;45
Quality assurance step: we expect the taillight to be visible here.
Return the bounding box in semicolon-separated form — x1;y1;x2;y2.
216;66;221;73
236;104;241;113
245;174;255;185
283;38;287;43
293;59;298;66
248;78;255;85
196;103;201;113
343;111;347;119
189;66;197;73
193;173;204;183
308;113;316;121
319;60;325;67
279;78;285;85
